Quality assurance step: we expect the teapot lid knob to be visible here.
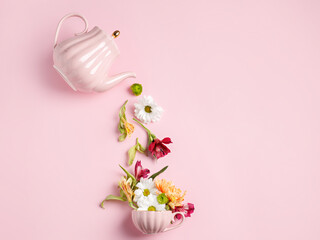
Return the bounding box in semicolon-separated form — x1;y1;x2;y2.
112;30;120;38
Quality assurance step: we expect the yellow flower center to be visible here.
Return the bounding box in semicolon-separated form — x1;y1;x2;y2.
143;189;150;196
148;206;156;211
144;106;152;113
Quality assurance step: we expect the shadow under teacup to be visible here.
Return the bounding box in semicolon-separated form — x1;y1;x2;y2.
131;210;185;234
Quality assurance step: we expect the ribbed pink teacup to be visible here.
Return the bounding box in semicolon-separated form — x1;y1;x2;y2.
131;210;185;234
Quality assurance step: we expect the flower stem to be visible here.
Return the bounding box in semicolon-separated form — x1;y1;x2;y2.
129;201;138;209
133;118;151;134
133;118;156;144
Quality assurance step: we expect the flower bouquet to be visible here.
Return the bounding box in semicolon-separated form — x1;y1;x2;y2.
101;161;194;234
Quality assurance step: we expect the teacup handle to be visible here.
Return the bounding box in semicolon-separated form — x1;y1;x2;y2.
54;13;89;48
163;212;185;232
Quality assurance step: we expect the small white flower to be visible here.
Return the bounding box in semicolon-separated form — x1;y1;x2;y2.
134;178;158;203
134;96;163;124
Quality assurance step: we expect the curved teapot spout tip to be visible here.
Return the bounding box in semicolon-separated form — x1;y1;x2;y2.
112;30;120;38
94;71;136;92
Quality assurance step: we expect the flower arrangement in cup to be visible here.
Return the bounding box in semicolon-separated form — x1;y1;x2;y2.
102;92;194;233
100;161;194;219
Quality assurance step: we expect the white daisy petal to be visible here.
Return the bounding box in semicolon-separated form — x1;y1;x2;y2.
134;95;163;124
155;203;166;211
133;189;143;202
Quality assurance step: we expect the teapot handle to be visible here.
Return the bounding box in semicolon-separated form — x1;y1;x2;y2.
54;13;89;48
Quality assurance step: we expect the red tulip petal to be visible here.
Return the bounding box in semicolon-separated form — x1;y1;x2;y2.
134;160;142;178
160;144;171;155
138;168;150;179
148;141;155;152
161;137;172;144
155;151;163;159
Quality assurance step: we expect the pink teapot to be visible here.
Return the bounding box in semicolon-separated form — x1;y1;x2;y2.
53;13;136;92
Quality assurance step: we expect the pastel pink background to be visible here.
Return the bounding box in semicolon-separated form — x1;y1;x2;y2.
1;0;320;239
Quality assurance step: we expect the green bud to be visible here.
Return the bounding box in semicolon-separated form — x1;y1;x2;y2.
157;193;169;204
130;83;143;96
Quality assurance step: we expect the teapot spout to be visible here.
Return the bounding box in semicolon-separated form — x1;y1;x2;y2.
94;72;136;92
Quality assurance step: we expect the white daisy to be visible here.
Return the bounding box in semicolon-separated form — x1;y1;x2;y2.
136;194;166;211
134;96;163;124
133;178;158;203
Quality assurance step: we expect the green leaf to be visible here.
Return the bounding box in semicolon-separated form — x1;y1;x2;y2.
127;138;146;166
119;127;125;134
149;166;169;180
136;138;146;153
118;133;127;142
120;189;126;199
100;194;127;209
119;100;128;120
128;145;137;166
118;122;125;134
119;165;137;185
118;100;128;141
